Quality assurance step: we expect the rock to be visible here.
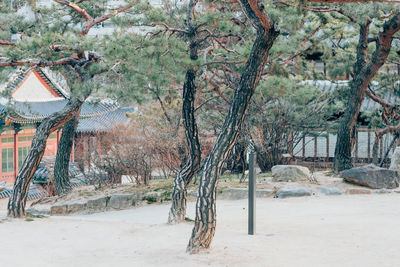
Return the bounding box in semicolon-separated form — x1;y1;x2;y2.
219;188;274;200
50;203;68;215
341;165;399;189
272;165;311;182
86;196;109;212
345;188;372;195
26;207;50;216
142;192;161;203
390;147;400;171
275;186;312;198
219;188;247;200
66;202;86;214
109;194;138;210
317;186;342;196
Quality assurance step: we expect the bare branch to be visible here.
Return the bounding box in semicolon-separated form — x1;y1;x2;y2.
83;4;133;35
54;0;92;21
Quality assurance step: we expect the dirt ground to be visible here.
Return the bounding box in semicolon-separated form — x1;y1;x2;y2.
1;194;400;267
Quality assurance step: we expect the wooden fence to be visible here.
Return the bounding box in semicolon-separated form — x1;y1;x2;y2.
289;128;397;169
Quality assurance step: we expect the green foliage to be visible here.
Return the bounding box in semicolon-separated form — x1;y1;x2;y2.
1;0;399;145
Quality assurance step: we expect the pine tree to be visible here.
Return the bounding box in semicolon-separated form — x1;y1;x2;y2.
0;0;134;217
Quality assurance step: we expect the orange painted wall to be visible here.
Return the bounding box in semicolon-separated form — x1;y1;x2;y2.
0;131;59;185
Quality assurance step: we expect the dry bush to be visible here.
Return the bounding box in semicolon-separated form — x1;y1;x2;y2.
89;115;183;185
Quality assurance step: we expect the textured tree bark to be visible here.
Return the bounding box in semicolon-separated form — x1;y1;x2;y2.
380;133;399;167
7;98;84;218
54;110;80;196
333;13;400;172
167;0;202;224
187;0;279;253
168;69;201;224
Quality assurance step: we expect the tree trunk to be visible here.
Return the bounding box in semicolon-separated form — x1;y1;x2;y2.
7;98;84;218
333;14;400;172
187;0;279;253
168;69;201;224
372;134;381;165
372;128;400;166
225;135;247;174
380;133;399;167
168;0;202;224
54;110;80;196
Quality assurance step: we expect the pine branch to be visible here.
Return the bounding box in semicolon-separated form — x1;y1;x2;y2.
366;86;400;113
0;40;15;46
53;0;132;35
0;57;78;67
83;5;133;35
53;0;91;21
0;51;102;68
239;0;273;33
280;24;322;66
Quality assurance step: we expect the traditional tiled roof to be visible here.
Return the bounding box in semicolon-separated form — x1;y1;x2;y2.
0;67;135;132
6;99;120;124
77;106;136;133
32;156;86;185
3;68;69;99
2;68;69;98
0;183;48;200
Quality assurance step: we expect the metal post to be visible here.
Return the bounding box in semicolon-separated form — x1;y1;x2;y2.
248;152;256;235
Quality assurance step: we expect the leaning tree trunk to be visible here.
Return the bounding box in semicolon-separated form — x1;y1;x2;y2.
54;110;80;196
168;0;202;224
7;98;84;218
380;133;399;167
187;0;279;253
168;69;201;224
333;14;400;172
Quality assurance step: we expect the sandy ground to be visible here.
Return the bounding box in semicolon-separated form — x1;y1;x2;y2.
0;198;7;210
1;194;400;267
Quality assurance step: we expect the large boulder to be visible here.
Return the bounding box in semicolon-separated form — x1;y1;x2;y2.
341;165;399;189
275;186;312;198
272;165;311;182
390;147;400;171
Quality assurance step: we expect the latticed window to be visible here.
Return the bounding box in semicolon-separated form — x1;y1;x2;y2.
18;147;30;170
18;135;34;142
2;148;14;173
1;136;14;144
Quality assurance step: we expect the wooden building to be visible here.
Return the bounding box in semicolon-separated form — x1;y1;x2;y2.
0;68;134;185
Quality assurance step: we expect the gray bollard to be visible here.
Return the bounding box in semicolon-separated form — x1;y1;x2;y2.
248;151;256;235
